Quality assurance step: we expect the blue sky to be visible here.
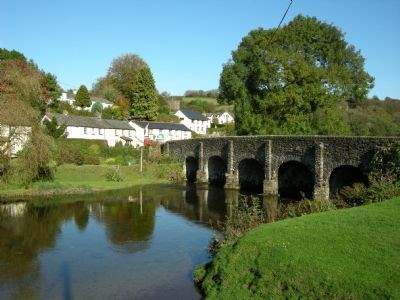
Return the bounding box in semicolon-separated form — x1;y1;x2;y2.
1;0;399;98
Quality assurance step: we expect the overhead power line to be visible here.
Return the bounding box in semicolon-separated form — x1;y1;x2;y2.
269;0;293;43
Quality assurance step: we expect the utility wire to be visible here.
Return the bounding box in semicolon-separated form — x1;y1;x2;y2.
268;0;293;44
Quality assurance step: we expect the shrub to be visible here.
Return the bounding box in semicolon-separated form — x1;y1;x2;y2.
105;165;124;182
278;198;336;219
218;196;265;244
151;163;184;183
83;155;100;165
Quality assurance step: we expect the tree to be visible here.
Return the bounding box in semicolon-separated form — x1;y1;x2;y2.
43;116;67;138
129;66;158;120
18;127;55;186
218;15;374;135
45;72;62;102
107;54;146;99
75;85;91;108
0;59;42;179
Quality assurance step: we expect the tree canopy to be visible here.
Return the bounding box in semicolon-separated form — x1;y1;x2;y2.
129;66;158;120
75;85;91;108
92;53;158;120
218;15;374;135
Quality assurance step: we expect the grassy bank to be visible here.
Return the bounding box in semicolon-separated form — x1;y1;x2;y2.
0;163;182;200
196;197;400;299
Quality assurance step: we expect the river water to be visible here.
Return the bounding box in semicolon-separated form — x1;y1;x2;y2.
0;184;250;299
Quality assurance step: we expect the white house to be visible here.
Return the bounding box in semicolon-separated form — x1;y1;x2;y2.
130;121;191;145
41;114;192;148
58;92;113;111
41;113;143;147
175;108;210;135
0;124;31;157
207;111;235;125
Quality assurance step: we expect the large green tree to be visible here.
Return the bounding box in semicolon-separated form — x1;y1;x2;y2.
218;15;374;135
130;66;158;120
75;84;91;108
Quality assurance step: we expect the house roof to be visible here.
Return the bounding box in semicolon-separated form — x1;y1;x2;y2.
90;96;112;105
178;108;208;121
47;113;133;130
134;121;191;131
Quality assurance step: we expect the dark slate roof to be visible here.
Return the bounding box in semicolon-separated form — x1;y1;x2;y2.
90;96;112;104
179;108;208;121
48;113;133;130
134;121;191;131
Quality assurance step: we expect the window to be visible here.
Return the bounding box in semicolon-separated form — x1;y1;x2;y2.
149;129;153;135
92;128;95;135
115;129;119;136
84;127;87;134
99;128;102;135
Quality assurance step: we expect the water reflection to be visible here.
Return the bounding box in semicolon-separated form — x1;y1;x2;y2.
0;185;230;299
0;185;284;299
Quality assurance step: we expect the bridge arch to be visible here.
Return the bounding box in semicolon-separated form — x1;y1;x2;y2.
185;156;198;183
238;158;264;193
278;161;314;200
208;156;227;186
329;165;368;198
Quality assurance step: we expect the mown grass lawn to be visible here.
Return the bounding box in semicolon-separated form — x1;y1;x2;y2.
197;197;400;299
0;163;179;200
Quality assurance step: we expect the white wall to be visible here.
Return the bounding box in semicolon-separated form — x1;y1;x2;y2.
175;110;210;135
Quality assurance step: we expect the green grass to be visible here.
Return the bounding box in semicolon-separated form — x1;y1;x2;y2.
181;97;233;113
0;163;181;200
197;197;400;299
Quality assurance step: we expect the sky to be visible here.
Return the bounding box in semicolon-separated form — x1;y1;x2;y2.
1;0;399;98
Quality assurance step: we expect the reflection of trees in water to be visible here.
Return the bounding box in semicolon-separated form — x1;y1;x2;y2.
92;197;156;253
0;202;81;298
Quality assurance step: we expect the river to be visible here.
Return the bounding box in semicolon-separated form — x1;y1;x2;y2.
0;184;253;299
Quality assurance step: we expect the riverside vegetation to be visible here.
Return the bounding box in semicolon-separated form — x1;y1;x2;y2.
0;139;183;200
195;142;400;298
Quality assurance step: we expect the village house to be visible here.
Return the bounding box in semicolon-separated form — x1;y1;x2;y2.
130;121;192;145
41;113;142;147
41;113;192;148
174;108;211;135
206;111;235;125
58;92;113;111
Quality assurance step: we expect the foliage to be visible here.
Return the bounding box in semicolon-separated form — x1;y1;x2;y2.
150;163;184;183
17;127;55;186
91;101;103;114
0;48;27;61
335;143;400;205
210;196;265;251
218;15;374;135
107;54;146;98
43;116;67;138
197;198;400;299
184;89;219;98
44;72;62;102
181;97;217;113
75;85;91;108
278;198;336;219
129;66;158;120
105;165;124;182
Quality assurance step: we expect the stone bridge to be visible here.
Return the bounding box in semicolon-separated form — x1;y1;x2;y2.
163;136;400;200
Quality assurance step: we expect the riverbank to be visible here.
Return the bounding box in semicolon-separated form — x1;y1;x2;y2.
195;197;400;299
0;163;182;201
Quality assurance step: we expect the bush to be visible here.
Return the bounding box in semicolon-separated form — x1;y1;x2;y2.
151;163;184;183
83;155;100;165
105;165;124;182
278;198;336;219
219;196;265;243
